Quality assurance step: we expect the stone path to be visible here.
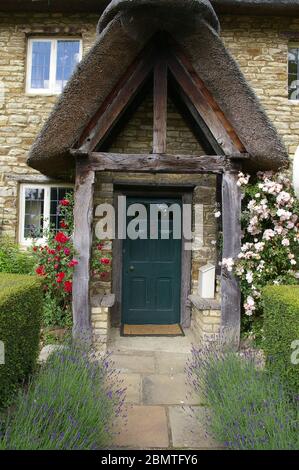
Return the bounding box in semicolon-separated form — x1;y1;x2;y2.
108;328;219;450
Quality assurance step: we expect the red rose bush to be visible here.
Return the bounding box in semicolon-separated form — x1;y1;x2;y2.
32;193;76;327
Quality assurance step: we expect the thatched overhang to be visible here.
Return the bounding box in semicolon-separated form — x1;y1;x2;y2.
27;0;289;179
2;0;299;15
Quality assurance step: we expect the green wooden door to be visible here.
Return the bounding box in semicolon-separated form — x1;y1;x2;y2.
122;197;182;325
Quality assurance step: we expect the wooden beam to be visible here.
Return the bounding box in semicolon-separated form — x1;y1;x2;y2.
221;171;242;349
170;80;224;155
83;152;231;174
72;162;95;341
78;49;155;153
181;191;193;328
166;37;246;154
167;53;243;156
153;58;168;154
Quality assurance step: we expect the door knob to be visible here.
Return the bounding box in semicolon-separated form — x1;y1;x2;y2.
129;266;135;272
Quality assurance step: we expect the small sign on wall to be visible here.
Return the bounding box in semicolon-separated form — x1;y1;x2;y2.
198;264;216;299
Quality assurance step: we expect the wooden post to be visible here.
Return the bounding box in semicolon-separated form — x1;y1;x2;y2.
221;171;241;349
72;161;95;341
153;58;167;154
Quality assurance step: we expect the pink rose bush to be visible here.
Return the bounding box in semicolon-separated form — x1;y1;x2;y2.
222;172;299;324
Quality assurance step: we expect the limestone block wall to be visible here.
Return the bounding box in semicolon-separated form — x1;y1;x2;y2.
220;14;299;157
191;308;221;344
91;306;110;350
0;12;97;237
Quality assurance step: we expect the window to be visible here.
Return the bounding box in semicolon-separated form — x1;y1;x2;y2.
19;184;73;245
288;44;299;100
26;37;82;94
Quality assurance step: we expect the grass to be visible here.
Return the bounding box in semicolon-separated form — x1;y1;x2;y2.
186;345;299;450
0;340;126;450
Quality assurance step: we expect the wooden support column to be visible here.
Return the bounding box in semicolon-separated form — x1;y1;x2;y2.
72;161;95;341
221;171;242;349
153;58;167;154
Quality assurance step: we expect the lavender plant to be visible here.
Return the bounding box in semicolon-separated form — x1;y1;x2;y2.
186;344;299;450
0;340;126;450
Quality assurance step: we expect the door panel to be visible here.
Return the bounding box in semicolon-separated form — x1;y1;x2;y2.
122;197;181;325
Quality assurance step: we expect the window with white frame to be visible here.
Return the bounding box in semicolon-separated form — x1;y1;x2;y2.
19;184;73;245
288;43;299;100
26;37;82;94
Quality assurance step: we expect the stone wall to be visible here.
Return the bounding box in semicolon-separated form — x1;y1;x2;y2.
0;12;97;237
220;14;299;157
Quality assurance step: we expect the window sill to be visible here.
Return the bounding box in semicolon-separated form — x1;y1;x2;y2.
26;91;61;97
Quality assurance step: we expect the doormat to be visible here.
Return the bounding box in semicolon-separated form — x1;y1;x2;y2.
121;324;184;337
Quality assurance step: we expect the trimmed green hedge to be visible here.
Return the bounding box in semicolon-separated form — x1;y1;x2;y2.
262;285;299;395
0;274;42;408
0;237;35;274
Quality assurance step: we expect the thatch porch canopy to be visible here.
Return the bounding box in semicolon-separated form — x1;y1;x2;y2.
27;0;289;179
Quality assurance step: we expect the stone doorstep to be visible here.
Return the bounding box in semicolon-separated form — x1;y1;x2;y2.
110;353;156;374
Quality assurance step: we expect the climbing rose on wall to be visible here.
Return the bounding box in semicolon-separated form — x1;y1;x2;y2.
223;171;299;320
91;241;112;281
32;192;76;327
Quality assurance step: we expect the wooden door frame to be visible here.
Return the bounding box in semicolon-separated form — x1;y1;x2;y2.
111;184;193;328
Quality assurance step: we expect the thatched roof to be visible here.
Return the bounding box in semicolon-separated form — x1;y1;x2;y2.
27;0;289;179
2;0;299;15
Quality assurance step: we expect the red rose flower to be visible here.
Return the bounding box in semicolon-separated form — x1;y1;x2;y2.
54;263;59;270
68;259;78;268
63;280;72;293
33;246;38;252
56;272;65;283
64;247;71;256
54;255;60;261
60;220;68;229
100;257;110;265
97;243;104;251
36;265;46;276
60;199;70;207
100;272;109;281
55;232;69;244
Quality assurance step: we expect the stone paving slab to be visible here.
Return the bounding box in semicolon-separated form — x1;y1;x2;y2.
110;354;156;374
168;406;219;449
142;374;200;405
114;406;169;449
119;373;141;404
155;352;191;374
109;328;194;354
